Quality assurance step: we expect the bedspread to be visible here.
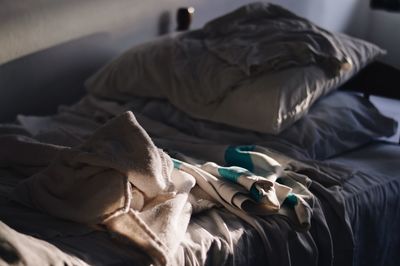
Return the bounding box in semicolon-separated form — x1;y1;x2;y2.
0;96;356;266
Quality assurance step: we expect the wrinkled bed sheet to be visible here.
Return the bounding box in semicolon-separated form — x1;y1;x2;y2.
327;143;400;266
0;96;399;266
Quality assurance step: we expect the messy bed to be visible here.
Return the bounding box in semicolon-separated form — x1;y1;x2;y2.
0;3;399;266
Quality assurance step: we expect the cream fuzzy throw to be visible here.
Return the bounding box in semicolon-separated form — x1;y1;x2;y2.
14;111;195;265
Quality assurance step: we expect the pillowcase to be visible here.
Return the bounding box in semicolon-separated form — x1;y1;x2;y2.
125;91;398;160
279;91;398;159
85;3;385;134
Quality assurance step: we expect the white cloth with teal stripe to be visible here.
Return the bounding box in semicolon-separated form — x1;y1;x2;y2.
172;145;313;231
200;162;292;213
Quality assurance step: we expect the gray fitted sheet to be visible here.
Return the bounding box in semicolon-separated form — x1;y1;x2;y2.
326;142;400;266
1;142;399;266
1;93;399;266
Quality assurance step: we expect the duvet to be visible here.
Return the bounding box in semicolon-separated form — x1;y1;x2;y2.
0;95;399;266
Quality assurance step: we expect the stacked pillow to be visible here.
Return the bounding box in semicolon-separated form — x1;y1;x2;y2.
86;2;385;134
124;91;398;160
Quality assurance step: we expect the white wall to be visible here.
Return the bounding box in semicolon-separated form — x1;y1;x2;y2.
367;10;400;68
0;0;371;65
0;0;178;64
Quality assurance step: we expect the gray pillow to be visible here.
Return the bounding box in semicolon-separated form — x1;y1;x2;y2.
279;91;398;159
125;91;398;160
86;3;385;134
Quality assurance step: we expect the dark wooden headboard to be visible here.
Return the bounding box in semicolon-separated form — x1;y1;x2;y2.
341;61;400;100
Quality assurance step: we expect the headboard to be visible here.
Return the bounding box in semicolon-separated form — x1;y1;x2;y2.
342;61;400;100
0;0;385;122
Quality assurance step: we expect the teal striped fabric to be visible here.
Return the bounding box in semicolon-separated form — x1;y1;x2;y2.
172;145;313;229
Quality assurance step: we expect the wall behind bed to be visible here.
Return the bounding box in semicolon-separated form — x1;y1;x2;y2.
0;0;370;122
367;10;400;68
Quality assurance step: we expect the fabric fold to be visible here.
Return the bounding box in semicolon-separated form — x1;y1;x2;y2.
9;110;317;265
13;111;195;266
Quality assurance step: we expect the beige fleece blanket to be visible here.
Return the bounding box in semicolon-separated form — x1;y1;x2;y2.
12;111;195;266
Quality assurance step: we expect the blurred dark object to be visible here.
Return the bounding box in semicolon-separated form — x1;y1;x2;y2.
158;11;171;35
341;61;400;100
371;0;400;11
176;7;194;31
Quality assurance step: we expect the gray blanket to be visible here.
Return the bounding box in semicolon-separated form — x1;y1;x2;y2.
0;96;355;266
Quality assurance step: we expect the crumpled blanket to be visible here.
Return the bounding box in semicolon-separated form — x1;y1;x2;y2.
202;2;351;78
12;111;194;265
0;98;360;265
2;109;325;266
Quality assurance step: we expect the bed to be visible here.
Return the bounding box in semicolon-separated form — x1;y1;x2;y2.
1;2;400;266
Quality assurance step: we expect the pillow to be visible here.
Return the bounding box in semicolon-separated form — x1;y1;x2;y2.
279;91;398;159
125;91;398;160
86;3;385;134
